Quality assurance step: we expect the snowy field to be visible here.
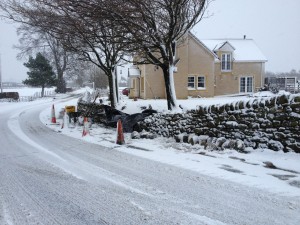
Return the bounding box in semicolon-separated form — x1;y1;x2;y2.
2;87;56;97
1;87;300;198
35;87;300;198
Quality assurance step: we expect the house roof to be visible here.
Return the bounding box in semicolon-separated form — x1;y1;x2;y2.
201;39;267;62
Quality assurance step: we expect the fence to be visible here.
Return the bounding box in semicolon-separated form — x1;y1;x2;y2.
19;90;56;102
265;77;299;93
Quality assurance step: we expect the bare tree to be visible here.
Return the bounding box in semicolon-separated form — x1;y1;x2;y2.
15;24;68;93
0;0;130;107
112;0;209;110
0;0;209;109
88;65;109;89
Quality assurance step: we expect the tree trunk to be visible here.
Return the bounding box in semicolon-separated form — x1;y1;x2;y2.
162;65;178;111
56;71;66;93
41;85;45;97
114;68;119;104
108;74;116;108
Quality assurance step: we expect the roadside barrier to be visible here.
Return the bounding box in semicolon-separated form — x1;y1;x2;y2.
82;117;89;137
51;104;57;123
116;119;125;145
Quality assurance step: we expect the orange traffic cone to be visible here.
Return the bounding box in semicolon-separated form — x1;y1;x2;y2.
82;117;89;137
51;104;56;123
116;119;125;145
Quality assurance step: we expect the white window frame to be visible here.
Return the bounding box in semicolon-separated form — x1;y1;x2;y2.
221;53;232;72
188;75;196;90
240;76;254;93
197;76;206;90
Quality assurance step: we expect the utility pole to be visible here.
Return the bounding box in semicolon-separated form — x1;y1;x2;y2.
0;54;3;93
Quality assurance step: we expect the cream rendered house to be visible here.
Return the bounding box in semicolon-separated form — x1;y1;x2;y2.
128;33;267;99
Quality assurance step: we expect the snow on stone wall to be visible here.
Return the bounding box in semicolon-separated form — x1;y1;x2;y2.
137;94;300;153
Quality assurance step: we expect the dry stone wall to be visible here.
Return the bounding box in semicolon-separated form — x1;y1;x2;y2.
136;94;300;153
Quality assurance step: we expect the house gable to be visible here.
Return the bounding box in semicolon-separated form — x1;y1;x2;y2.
215;41;235;53
188;32;218;59
181;34;216;98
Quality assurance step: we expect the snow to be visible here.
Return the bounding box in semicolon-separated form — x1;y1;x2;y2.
2;87;55;96
8;110;64;161
2;87;300;198
2;88;300;224
118;92;276;115
29;88;300;198
128;66;141;76
182;212;227;225
201;39;267;62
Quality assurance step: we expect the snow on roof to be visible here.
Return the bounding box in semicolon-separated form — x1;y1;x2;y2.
214;41;235;52
128;66;141;76
201;39;267;62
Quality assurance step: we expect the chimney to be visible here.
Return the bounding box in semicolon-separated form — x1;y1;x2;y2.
243;35;246;39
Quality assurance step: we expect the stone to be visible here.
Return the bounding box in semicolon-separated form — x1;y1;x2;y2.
257;143;268;149
222;140;236;149
230;103;235;111
182;134;189;143
238;124;248;129
265;98;275;107
293;96;300;103
194;128;203;135
291;121;299;127
250;122;260;129
131;131;140;139
284;106;293;113
225;121;239;128
268;140;284;151
273;132;286;140
272;120;281;127
287;143;300;153
238;101;245;110
252;100;259;109
216;137;227;147
246;100;252;108
207;121;216;128
210;105;217;113
235;139;246;152
198;135;209;146
188;134;199;145
276;94;289;105
218;105;225;113
228;115;236;121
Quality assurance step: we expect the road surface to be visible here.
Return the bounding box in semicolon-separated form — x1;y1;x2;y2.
0;96;299;225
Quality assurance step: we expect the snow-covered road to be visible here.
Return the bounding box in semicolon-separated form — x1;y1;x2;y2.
0;97;299;225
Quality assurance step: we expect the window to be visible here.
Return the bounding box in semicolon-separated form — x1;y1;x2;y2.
197;76;205;89
221;53;232;71
188;76;195;89
240;76;253;93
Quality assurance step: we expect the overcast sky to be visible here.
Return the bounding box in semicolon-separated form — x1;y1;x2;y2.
0;0;300;82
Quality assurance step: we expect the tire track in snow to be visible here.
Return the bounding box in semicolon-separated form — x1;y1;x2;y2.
8;108;157;198
8;111;64;161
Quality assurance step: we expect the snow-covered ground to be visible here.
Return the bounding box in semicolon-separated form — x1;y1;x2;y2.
2;87;55;97
1;87;299;197
33;87;300;198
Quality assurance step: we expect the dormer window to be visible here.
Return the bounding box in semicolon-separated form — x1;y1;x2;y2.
221;53;232;71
